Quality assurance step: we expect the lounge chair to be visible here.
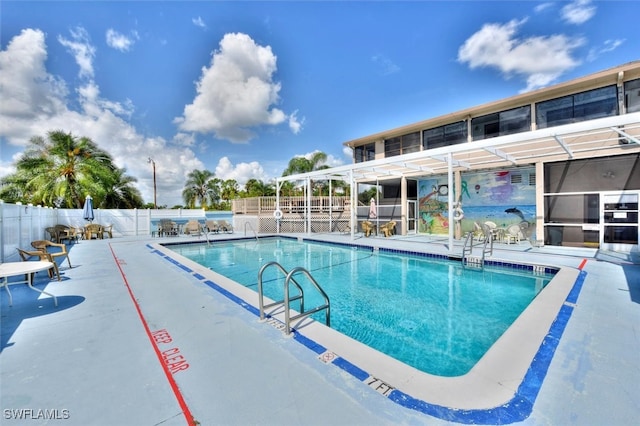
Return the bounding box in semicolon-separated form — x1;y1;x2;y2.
380;220;396;237
85;224;103;240
184;220;202;236
101;224;113;239
218;220;233;233
361;220;375;237
16;248;60;281
503;224;523;244
159;219;177;236
205;220;219;233
31;240;72;270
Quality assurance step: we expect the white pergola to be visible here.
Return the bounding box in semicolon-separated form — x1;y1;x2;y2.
275;112;640;251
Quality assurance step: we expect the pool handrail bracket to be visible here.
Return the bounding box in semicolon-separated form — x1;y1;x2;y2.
257;261;331;336
462;226;493;269
258;261;304;321
244;222;259;241
284;266;330;336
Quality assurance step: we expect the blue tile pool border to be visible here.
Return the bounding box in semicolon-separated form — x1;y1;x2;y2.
149;239;584;424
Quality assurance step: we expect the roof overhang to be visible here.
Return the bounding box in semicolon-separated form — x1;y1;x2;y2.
277;112;640;185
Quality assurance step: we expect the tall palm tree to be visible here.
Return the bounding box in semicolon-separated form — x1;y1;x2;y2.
282;151;328;176
182;169;215;208
0;130;122;208
100;168;144;208
282;151;329;195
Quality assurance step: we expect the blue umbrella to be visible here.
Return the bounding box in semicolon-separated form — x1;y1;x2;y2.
83;195;95;222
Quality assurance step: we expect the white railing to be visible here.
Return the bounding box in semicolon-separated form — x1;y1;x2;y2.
0;201;206;262
232;196;350;214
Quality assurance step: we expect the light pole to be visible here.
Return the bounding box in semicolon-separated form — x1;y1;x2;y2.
147;157;157;209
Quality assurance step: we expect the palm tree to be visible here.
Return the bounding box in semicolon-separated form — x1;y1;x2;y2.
182;169;217;208
282;151;328;176
100;168;144;208
0;130;128;208
243;179;275;197
282;151;330;196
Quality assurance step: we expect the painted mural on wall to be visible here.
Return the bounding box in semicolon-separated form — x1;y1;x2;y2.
418;167;536;239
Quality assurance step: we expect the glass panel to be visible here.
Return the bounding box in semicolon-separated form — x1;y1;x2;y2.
423;127;444;149
545;194;598;223
402;132;421;154
536;86;617;128
573;85;617;120
544;155;640;193
354;143;376;163
537;96;573;128
604;225;638;244
471;113;500;140
604;212;638;224
445;121;467;144
365;143;375;161
424;121;467;149
544;225;599;247
625;78;640;113
499;105;531;135
385;137;401;157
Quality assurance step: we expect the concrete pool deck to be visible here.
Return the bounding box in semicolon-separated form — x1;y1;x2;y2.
1;232;638;425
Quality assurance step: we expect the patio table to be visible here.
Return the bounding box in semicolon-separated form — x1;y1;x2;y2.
0;261;58;307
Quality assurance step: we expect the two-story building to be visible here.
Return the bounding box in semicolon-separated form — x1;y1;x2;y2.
276;61;640;252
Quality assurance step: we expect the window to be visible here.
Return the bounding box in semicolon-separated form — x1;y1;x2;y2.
354;143;375;163
384;132;420;157
423;121;467;149
471;106;531;141
625;78;640;113
537;85;618;129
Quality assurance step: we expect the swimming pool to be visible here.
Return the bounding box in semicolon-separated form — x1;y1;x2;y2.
168;237;555;377
153;234;583;420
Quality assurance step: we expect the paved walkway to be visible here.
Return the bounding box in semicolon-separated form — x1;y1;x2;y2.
1;234;638;425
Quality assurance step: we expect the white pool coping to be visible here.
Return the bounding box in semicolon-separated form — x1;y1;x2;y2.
151;237;581;419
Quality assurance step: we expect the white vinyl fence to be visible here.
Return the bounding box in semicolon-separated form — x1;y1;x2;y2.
0;201;205;263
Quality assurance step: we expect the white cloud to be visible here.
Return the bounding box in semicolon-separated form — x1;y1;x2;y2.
0;28;202;207
587;38;625;62
534;2;553;13
192;16;206;29
371;53;400;76
288;110;303;134
106;29;138;52
562;0;596;25
342;146;353;160
457;19;584;92
0;29;68;136
174;32;302;143
57;27;95;78
214;156;267;185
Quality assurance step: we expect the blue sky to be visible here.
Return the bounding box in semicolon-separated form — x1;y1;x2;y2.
1;1;638;207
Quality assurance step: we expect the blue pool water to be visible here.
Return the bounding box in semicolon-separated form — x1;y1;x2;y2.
169;237;554;377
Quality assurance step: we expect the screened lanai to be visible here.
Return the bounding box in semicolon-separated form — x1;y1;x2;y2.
274;112;640;252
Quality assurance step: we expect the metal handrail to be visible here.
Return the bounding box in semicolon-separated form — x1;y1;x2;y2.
244;222;258;241
462;226;493;269
462;231;474;261
284;266;330;336
257;261;304;321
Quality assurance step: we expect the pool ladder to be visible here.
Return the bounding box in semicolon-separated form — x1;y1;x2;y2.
461;226;493;269
257;261;330;335
244;222;258;241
